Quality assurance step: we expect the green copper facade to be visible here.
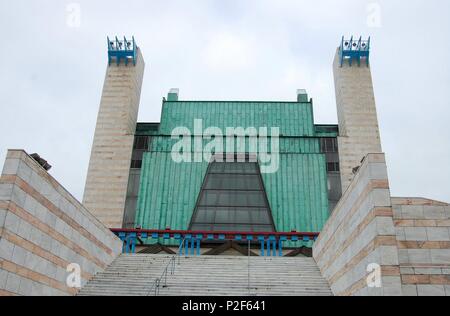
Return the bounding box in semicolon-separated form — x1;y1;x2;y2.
131;97;339;237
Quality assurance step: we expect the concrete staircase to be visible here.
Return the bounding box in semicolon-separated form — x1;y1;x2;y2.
78;254;332;296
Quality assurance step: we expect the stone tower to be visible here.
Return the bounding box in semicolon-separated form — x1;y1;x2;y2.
333;37;382;192
83;37;145;228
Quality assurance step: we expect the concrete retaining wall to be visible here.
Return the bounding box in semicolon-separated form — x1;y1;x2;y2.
0;150;122;296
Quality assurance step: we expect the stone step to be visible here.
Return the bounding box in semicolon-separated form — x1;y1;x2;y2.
78;254;332;296
102;268;322;273
100;270;322;274
78;289;332;296
88;272;325;282
108;264;319;269
112;260;318;264
80;288;331;295
99;269;323;274
82;282;330;289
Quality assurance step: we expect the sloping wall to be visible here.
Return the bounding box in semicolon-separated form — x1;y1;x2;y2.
313;153;402;296
0;150;122;296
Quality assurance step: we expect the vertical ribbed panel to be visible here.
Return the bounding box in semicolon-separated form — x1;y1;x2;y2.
136;152;208;231
136;152;329;236
261;154;328;231
159;101;315;137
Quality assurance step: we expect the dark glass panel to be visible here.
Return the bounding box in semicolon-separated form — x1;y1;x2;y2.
190;159;275;232
205;174;260;190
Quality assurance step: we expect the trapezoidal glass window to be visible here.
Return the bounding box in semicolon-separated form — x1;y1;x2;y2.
189;155;276;232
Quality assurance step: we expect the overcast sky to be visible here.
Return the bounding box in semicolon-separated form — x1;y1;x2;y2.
0;0;449;203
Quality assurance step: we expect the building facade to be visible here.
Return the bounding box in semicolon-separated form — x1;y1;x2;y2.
123;93;342;238
82;37;377;240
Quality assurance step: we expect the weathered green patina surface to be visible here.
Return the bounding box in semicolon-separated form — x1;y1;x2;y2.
135;99;331;239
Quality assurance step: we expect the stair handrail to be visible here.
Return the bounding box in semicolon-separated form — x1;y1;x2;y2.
146;238;186;296
247;239;251;296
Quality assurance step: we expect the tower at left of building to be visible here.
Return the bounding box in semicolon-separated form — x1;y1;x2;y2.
83;37;145;228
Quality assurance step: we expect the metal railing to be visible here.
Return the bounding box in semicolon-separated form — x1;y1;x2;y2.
146;238;185;296
247;239;251;296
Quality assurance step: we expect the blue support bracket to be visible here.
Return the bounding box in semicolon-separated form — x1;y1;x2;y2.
118;232;126;241
119;232;137;254
267;236;276;257
129;232;137;254
118;232;127;253
279;236;287;257
196;238;201;256
190;238;195;255
178;240;183;256
258;236;265;256
184;238;190;256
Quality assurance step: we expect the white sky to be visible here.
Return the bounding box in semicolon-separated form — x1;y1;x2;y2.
0;0;449;203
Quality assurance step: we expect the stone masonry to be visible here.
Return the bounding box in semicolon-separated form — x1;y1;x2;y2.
313;152;450;296
313;153;402;296
333;48;383;192
0;150;122;296
393;197;450;296
83;49;145;228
